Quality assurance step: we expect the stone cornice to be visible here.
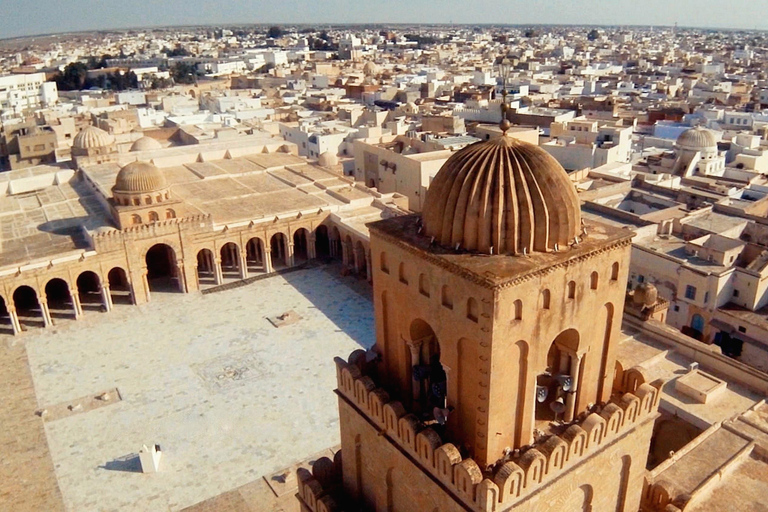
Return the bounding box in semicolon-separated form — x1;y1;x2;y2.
370;225;633;291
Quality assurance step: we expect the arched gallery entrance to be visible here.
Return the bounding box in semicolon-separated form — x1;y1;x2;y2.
145;244;181;293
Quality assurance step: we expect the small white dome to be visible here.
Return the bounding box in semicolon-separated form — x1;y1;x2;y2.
130;136;162;152
317;152;339;167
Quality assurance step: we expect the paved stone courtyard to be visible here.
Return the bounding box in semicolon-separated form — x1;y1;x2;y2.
23;265;374;511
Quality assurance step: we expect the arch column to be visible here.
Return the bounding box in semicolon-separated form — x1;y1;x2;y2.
264;244;274;273
39;294;53;327
341;241;351;267
142;268;150;303
287;242;295;267
565;352;584;422
213;256;224;285
239;250;248;279
307;234;317;260
101;285;113;312
365;250;372;282
406;338;423;401
8;305;21;335
69;284;83;318
176;259;188;293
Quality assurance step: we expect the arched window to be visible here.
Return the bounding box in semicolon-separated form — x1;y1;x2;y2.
611;262;620;281
156;194;162;203
133;197;140;206
591;271;599;290
541;289;551;309
399;262;408;285
145;195;152;204
148;211;159;222
131;214;142;225
165;209;176;219
513;299;523;320
441;285;453;309
467;297;479;322
380;252;389;273
567;281;576;299
419;274;430;297
164;192;170;200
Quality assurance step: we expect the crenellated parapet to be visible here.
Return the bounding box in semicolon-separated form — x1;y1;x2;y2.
334;353;662;512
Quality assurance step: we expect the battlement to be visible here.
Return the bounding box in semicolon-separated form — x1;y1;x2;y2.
332;351;662;512
91;214;213;239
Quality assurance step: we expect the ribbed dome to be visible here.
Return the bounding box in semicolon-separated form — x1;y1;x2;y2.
73;125;115;149
113;161;167;194
422;135;581;256
130;136;162;152
363;61;379;76
676;127;717;151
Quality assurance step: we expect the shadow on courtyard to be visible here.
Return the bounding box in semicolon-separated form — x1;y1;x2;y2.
99;453;142;473
280;263;375;350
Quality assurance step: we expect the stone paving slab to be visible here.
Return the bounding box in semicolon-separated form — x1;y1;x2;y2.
24;265;373;511
0;340;65;512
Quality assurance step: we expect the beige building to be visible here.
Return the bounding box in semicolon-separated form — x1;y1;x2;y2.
0;126;408;335
298;128;664;512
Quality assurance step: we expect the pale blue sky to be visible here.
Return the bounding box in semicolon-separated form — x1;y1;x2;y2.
1;0;765;39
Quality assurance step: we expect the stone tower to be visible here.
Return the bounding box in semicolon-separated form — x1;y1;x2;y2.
298;130;662;512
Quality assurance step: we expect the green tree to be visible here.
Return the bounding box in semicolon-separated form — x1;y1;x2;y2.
171;62;197;84
267;26;283;39
54;62;89;90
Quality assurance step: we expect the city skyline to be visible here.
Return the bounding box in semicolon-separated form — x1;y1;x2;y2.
2;0;767;40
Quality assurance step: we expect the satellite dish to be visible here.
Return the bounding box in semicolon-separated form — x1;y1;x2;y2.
555;375;573;392
536;385;549;403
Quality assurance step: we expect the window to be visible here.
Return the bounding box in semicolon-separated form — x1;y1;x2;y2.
738;326;747;333
148;211;159;222
685;285;697;300
467;298;479;323
733;289;740;297
637;275;645;284
165;209;176;219
380;252;389;273
513;300;522;321
131;214;142;225
133;197;140;206
704;292;709;303
419;274;430;297
567;281;576;299
611;262;619;281
673;305;680;312
590;272;598;290
441;285;453;309
541;289;551;310
399;262;408;285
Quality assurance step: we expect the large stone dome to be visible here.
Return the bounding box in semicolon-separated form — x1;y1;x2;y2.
676;126;718;151
73;125;115;150
422;134;581;255
130;136;162;152
113;161;167;194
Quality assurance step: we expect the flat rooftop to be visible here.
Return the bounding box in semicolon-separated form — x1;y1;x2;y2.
83;153;367;226
23;265;374;511
616;326;762;428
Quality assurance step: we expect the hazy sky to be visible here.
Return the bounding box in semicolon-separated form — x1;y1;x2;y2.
1;0;766;39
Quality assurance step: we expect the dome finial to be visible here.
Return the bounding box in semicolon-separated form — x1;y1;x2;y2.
500;119;511;135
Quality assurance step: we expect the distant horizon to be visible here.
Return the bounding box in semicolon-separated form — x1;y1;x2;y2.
1;0;767;41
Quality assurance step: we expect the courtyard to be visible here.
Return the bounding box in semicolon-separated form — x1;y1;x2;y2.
22;265;374;511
